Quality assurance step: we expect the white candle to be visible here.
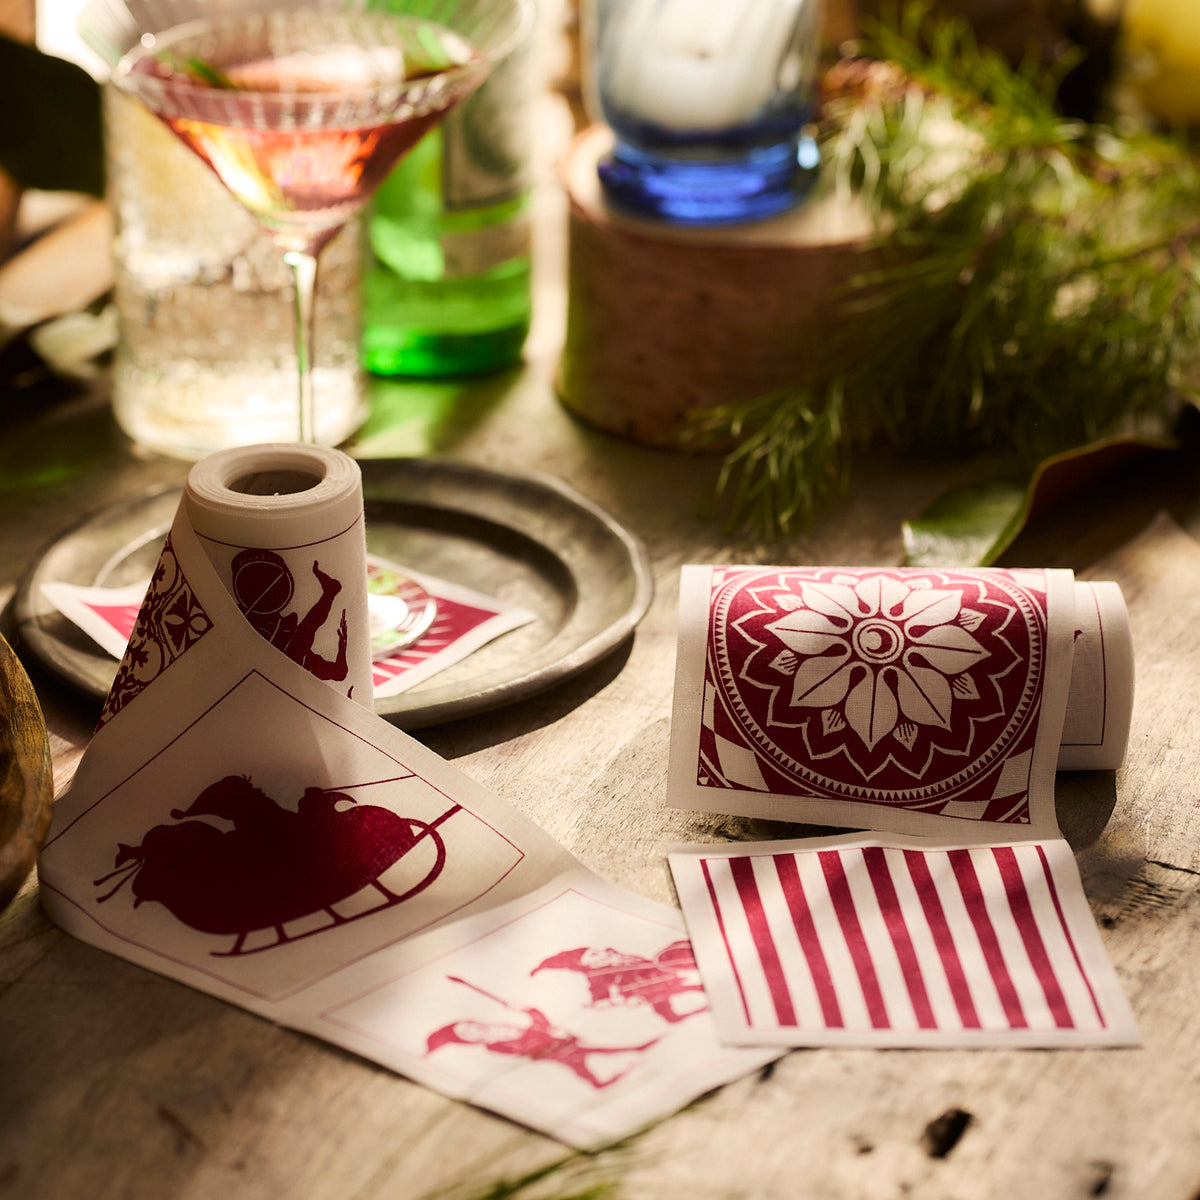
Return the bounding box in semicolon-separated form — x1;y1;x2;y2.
601;0;813;131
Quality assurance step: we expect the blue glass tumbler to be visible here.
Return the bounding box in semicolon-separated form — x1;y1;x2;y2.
590;0;821;225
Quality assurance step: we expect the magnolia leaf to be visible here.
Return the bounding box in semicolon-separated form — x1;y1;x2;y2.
0;36;103;195
902;479;1027;568
903;433;1180;568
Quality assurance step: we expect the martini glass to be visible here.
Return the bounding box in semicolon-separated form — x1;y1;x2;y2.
79;0;531;445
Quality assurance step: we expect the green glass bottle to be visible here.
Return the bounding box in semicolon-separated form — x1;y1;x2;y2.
363;6;535;378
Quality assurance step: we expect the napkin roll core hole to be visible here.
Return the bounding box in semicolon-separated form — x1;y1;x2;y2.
228;468;325;497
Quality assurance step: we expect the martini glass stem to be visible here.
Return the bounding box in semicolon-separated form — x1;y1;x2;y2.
283;247;320;444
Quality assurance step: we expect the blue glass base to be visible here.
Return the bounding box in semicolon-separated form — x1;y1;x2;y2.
598;137;819;226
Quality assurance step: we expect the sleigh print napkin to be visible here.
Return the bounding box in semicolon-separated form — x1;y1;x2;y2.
38;493;773;1148
666;566;1137;1048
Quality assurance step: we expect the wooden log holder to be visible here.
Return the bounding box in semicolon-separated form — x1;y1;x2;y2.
556;124;881;449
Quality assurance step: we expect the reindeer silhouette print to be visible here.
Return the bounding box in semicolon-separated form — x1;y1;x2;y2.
94;775;455;954
230;549;350;683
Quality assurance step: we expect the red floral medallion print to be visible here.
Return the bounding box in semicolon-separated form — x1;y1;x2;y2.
700;569;1049;823
100;536;212;726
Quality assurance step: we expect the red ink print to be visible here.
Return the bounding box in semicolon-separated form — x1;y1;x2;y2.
231;549;349;683
533;941;706;1022
94;774;453;954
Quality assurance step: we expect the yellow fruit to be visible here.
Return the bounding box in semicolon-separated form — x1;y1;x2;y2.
1122;0;1200;123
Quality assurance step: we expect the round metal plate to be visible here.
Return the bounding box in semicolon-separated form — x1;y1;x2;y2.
14;458;654;728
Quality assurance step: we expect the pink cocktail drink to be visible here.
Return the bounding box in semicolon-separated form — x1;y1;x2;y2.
120;12;480;255
82;0;527;445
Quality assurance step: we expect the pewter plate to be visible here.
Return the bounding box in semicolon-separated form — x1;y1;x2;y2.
14;458;654;728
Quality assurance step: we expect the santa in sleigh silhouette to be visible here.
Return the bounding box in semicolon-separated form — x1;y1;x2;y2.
532;940;706;1022
94;774;454;954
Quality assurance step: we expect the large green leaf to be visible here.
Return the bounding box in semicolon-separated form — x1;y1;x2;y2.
903;433;1180;568
902;479;1027;568
0;36;103;195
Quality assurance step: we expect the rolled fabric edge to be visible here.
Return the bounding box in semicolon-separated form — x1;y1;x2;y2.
184;443;363;548
1058;580;1134;772
182;443;373;707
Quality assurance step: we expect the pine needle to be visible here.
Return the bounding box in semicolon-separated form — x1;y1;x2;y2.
690;1;1200;537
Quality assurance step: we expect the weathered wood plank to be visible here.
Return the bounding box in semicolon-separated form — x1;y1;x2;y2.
5;43;1200;1200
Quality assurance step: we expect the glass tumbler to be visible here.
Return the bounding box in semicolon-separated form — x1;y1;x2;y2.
104;85;368;459
589;0;821;224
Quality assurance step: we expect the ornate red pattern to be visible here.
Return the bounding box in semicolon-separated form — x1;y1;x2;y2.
99;536;212;726
699;568;1048;822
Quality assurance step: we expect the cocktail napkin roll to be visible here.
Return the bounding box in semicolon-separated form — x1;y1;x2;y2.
665;565;1141;1049
93;444;372;727
1059;580;1134;771
187;443;373;705
38;461;779;1148
667;566;1135;839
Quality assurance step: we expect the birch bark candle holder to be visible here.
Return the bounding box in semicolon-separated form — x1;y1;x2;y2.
556;124;881;449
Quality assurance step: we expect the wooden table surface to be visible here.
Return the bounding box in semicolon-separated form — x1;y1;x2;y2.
5;61;1200;1200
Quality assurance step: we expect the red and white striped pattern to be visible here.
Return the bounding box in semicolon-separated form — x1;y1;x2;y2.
671;838;1137;1047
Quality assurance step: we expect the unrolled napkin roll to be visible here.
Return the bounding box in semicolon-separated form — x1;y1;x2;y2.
40;446;780;1149
183;443;373;705
1059;580;1133;771
667;565;1135;838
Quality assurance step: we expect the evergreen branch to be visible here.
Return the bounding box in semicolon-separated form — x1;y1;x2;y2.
696;384;848;537
693;1;1200;537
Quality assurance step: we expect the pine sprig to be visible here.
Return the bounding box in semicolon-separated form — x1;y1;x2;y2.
697;382;849;534
692;2;1200;538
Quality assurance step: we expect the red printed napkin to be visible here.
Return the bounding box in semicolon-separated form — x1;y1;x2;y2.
666;566;1137;1048
668;834;1136;1047
41;557;534;702
38;449;774;1147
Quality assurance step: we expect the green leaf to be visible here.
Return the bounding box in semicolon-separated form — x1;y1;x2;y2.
0;35;103;195
902;479;1027;567
903;433;1180;568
